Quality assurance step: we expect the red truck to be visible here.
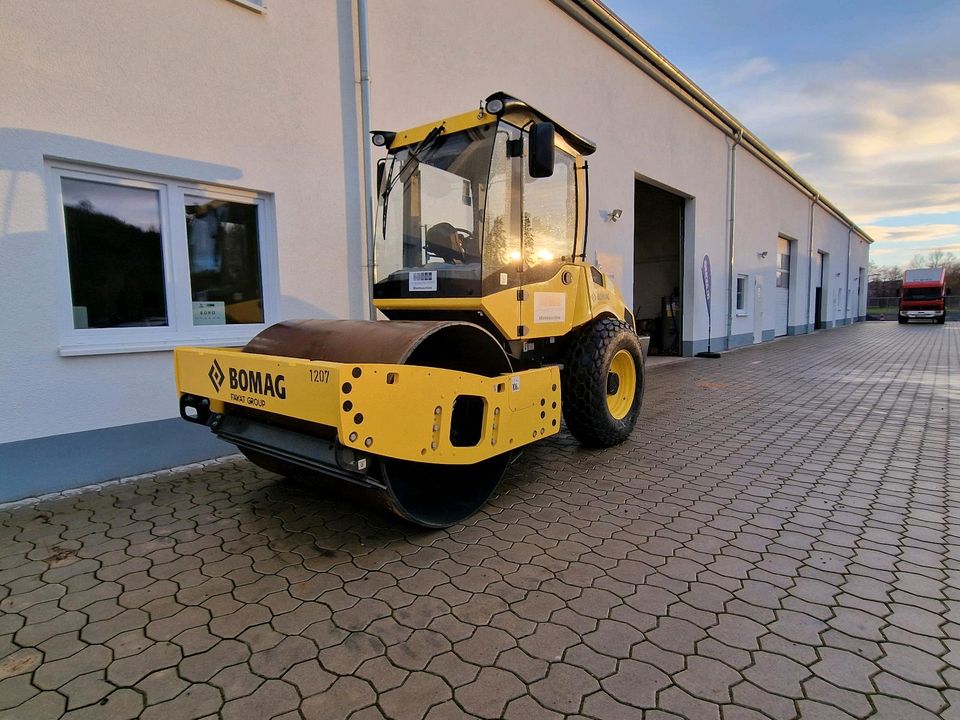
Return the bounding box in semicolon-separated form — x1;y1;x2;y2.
899;268;949;324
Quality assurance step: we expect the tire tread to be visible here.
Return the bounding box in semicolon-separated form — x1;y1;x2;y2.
561;317;644;447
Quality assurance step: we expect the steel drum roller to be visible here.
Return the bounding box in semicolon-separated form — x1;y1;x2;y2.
234;319;514;527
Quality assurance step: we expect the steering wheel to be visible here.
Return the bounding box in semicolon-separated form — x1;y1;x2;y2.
454;227;479;261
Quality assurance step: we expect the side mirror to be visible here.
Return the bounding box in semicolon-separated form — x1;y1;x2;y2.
376;158;387;198
528;123;555;178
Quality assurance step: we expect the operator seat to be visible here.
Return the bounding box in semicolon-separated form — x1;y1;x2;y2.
425;222;465;263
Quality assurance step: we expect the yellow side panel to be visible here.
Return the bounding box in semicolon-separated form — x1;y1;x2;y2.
175;347;342;427
479;287;521;340
583;272;632;327
174;347;561;465
370;263;632;342
342;363;560;463
481;264;631;341
519;266;587;338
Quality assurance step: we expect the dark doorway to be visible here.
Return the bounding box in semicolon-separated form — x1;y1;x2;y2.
815;251;826;330
633;179;685;355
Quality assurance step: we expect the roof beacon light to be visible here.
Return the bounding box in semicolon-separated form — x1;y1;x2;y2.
485;98;504;115
372;133;387;147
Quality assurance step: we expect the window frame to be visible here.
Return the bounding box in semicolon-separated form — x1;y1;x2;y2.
735;274;748;315
48;160;279;356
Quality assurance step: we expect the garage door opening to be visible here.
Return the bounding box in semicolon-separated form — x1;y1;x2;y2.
814;251;827;330
633;179;685;356
775;237;792;337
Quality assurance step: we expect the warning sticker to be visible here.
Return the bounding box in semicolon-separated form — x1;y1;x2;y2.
511;376;521;392
409;270;437;292
533;292;566;323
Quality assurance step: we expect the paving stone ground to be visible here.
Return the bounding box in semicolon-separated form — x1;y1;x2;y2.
1;321;959;720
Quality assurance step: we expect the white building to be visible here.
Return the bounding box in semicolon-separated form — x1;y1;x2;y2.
0;0;870;502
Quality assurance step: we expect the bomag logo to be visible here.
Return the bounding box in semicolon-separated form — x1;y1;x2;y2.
208;359;225;392
228;367;287;399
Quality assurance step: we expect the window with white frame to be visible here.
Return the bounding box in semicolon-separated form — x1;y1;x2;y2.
51;162;277;355
736;274;748;314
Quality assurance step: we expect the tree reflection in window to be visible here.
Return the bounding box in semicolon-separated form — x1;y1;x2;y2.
61;178;167;329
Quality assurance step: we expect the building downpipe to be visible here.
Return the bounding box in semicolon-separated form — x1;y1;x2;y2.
844;227;852;323
725;129;743;349
806;194;818;332
356;0;376;320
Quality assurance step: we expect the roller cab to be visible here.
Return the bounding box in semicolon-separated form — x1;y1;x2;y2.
371;92;635;351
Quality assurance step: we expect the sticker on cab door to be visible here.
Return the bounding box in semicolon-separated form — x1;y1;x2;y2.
533;292;566;323
409;270;437;292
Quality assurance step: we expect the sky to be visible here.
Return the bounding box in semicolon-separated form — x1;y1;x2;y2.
603;0;960;268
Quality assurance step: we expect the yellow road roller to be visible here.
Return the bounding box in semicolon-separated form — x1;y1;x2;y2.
175;92;644;527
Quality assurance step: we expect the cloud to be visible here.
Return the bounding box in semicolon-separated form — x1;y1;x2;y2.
860;223;960;244
722;56;776;86
606;0;960;268
772;149;811;165
706;68;960;246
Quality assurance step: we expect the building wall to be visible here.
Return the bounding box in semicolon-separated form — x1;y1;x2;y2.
730;149;813;344
0;0;362;448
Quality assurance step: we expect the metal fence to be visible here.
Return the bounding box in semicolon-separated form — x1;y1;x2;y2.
867;296;960;320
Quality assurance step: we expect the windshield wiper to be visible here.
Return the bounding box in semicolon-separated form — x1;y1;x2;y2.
386;124;444;195
380;124;445;243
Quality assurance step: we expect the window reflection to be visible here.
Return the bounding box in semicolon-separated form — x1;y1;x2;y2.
522;148;577;284
481;125;522;294
61;178;167;329
185;198;264;325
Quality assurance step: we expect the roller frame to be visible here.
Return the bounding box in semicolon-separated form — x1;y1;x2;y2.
174;346;561;465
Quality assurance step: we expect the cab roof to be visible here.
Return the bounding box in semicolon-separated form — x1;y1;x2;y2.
375;91;597;157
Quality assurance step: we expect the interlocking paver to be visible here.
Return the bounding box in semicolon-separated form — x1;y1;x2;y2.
138;682;222;720
0;672;39;711
210;662;265;700
179;639;249;682
531;662;600;714
221;679;300;720
106;641;182;687
2;323;959;718
381;671;453;720
135;667;189;704
299;675;376;718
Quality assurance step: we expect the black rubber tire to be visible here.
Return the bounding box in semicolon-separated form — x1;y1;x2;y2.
898;316;908;324
562;317;644;447
938;315;946;324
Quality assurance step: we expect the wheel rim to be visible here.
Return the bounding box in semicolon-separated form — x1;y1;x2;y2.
606;349;636;420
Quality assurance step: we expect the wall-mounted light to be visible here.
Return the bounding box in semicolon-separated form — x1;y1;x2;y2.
608;209;623;223
757;251;768;259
